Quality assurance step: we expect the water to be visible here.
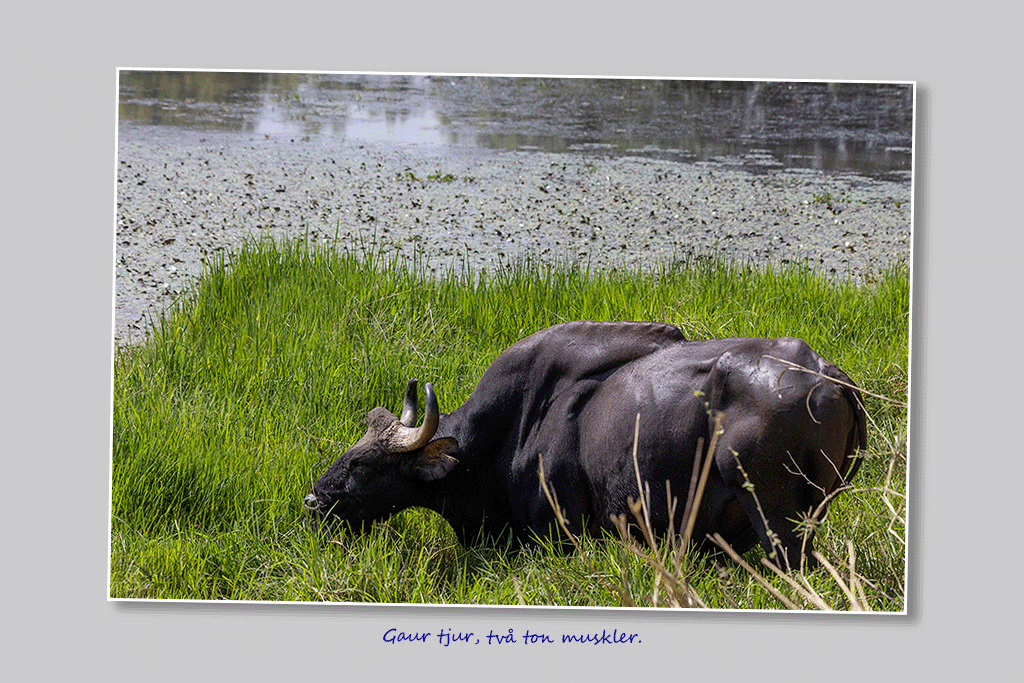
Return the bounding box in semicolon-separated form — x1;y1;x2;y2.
118;72;914;180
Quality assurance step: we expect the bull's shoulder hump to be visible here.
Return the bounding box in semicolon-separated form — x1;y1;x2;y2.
499;321;683;362
481;321;686;384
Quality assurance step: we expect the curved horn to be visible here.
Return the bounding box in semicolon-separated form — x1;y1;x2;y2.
386;382;440;453
399;379;418;426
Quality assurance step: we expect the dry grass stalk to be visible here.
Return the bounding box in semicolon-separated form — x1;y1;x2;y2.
707;533;801;609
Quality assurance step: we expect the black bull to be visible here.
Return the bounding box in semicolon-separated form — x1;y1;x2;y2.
304;321;867;568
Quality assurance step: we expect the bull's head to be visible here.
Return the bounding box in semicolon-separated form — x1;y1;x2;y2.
303;379;459;529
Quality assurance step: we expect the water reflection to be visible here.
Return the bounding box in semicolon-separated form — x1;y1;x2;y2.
118;71;913;178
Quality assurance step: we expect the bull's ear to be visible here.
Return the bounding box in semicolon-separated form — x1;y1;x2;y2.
406;437;459;482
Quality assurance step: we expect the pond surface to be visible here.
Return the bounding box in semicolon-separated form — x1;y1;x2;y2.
118;72;913;180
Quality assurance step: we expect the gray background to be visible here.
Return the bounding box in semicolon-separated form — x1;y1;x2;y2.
4;2;1018;680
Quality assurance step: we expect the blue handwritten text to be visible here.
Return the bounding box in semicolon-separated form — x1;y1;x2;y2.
381;627;641;646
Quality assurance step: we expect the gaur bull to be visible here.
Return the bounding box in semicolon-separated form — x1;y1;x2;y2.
303;321;866;569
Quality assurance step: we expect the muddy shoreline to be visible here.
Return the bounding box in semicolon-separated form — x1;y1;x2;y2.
115;126;911;344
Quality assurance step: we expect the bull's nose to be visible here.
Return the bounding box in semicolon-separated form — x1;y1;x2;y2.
303;492;320;510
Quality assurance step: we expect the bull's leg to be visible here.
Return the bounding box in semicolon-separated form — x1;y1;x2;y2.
714;427;817;571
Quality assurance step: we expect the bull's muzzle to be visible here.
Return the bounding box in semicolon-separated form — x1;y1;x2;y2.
303;492;322;512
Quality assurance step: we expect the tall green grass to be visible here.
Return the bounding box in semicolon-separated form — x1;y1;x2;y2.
110;239;909;608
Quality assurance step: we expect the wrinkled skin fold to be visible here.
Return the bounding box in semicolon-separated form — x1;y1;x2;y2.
304;321;867;569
